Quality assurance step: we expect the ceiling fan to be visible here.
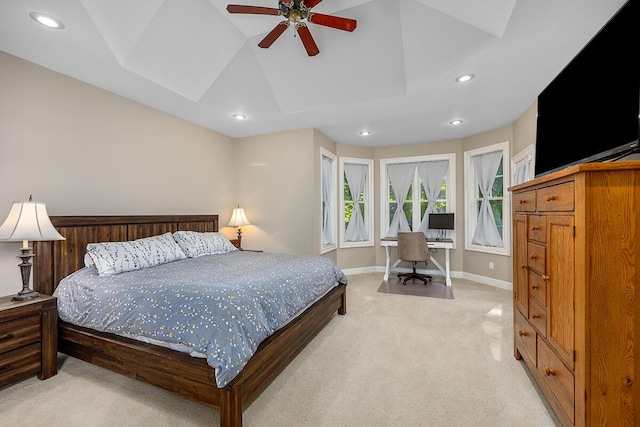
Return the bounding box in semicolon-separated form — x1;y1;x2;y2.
227;0;357;56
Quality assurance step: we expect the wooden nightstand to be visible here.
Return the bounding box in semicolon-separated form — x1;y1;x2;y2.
0;294;57;387
230;238;262;252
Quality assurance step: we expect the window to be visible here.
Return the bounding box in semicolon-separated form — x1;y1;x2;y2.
511;145;535;185
339;157;374;247
464;141;510;255
320;148;337;253
380;154;456;239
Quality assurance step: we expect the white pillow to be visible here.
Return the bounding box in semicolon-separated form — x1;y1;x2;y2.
172;231;237;258
86;232;187;276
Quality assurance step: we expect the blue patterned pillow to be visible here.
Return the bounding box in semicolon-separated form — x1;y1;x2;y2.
86;232;187;276
172;231;237;258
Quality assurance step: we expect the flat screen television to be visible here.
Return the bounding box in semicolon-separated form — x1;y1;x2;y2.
534;0;640;177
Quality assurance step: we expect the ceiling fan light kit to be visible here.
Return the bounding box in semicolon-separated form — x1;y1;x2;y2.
227;0;357;56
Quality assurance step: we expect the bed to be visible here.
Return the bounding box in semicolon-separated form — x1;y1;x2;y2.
32;214;347;427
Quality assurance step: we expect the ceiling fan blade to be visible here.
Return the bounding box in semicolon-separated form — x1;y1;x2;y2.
308;13;357;32
302;0;324;8
258;22;289;48
226;5;281;15
296;24;319;56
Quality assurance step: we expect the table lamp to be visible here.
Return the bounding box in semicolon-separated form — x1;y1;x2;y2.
0;196;65;301
227;206;250;250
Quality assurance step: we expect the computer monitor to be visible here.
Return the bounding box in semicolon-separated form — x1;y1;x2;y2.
428;213;454;239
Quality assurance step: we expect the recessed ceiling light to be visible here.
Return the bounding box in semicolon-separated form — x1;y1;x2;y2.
455;74;475;83
29;12;65;29
359;130;371;136
232;113;247;120
449;119;463;126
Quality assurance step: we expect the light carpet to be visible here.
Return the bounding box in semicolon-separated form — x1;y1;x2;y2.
0;273;561;427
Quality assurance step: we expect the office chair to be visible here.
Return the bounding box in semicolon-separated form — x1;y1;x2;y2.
397;231;432;285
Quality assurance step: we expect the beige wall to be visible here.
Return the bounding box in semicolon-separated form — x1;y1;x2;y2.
0;49;541;296
0;52;235;296
513;100;537;156
232;128;316;255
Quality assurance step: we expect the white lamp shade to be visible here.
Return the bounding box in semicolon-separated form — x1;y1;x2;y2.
227;208;250;227
0;201;65;242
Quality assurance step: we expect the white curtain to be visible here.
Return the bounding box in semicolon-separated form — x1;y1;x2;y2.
514;162;530;185
471;150;504;247
321;155;333;245
386;163;417;237
416;160;449;237
344;163;369;242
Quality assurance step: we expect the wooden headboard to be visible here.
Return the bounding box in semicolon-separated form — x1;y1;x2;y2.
33;215;219;296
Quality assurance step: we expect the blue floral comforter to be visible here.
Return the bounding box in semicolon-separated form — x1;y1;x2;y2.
53;251;348;387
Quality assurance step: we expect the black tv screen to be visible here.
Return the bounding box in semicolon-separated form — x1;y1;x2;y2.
534;0;639;177
428;213;455;230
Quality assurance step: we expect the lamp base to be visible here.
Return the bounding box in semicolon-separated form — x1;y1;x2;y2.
12;247;39;301
12;288;40;301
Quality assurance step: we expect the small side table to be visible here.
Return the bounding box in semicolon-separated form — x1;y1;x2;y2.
0;294;57;387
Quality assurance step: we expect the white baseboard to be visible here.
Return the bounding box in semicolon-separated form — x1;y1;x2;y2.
341;266;512;291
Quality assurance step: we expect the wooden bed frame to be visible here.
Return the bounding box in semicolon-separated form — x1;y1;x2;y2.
32;215;347;427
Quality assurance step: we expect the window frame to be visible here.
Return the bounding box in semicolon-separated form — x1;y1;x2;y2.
511;144;536;186
339;157;374;248
463;141;511;256
320;147;337;254
379;153;456;241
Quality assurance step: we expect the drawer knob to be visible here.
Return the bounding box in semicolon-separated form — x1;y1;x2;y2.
531;225;539;231
541;275;550;281
545;195;556;202
532;313;541;319
532;284;539;290
521;264;528;270
544;367;556;376
0;333;15;342
519;199;527;204
518;330;528;337
529;254;537;260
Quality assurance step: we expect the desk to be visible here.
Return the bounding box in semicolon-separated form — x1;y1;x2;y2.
381;238;453;286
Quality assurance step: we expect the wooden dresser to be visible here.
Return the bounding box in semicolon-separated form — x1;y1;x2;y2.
509;161;640;426
0;294;57;387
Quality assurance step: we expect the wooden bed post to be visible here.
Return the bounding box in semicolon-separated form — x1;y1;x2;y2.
220;385;243;427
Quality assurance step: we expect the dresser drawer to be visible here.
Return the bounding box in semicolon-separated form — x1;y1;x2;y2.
515;309;537;367
529;271;547;306
529;298;547;338
514;190;536;212
0;314;41;354
537;338;575;424
536;181;575;212
527;242;546;275
0;342;41;386
528;215;546;243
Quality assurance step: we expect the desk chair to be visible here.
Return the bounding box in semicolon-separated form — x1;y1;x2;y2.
397;232;433;285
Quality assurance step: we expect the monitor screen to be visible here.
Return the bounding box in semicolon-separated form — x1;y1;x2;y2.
428;213;455;230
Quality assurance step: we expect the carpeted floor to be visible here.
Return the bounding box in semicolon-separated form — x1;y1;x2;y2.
0;273;561;427
378;277;454;299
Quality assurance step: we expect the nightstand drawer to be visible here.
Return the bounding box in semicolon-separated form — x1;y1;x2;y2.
0;315;41;354
0;342;41;386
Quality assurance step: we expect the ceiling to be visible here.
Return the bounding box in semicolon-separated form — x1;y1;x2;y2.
0;0;628;147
